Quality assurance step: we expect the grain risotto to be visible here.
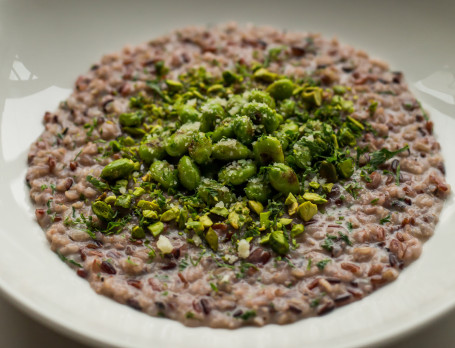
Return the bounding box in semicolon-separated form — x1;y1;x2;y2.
26;23;450;328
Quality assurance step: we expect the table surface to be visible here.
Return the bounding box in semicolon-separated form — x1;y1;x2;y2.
0;291;452;348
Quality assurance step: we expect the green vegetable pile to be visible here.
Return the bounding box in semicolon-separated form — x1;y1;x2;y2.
84;61;393;257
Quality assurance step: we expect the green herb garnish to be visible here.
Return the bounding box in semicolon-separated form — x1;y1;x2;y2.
86;175;109;191
368;145;409;170
379;214;391;225
56;251;82;268
395;163;401;186
239;310;256;320
316;259;331;270
210;283;218;292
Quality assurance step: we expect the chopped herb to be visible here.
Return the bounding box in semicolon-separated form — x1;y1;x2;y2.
306;258;312;270
63;216;74;226
316;259;331;270
126;256;138;266
146;245;156;261
344;182;362;199
368;145;409;170
46;199;53;214
321;235;336;252
103;215;131;235
83;227;96;239
379;214;391;225
264;46;286;67
179;258;189;271
190;253;204;267
154;60;169;78
56;251;82;268
360;170;372;183
378;90;397;96
236;262;258;278
86;175;109;191
417;101;429;121
85;118;98;137
74;213;97;239
155;274;169;281
368;100;378;117
146;81;170;102
73;149;83;162
338;232;352;246
242;226;261;240
370;198;379;205
266;200;285;219
239;310;256;320
395;163;401;186
214;259;236;270
40;184;48;191
347;221;353;232
155;190;167;208
185;311;195;319
282;257;296;268
310;298;320;308
50;183;56;195
210;283;218;292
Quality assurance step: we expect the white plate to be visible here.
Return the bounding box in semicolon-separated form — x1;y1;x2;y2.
1;1;454;347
